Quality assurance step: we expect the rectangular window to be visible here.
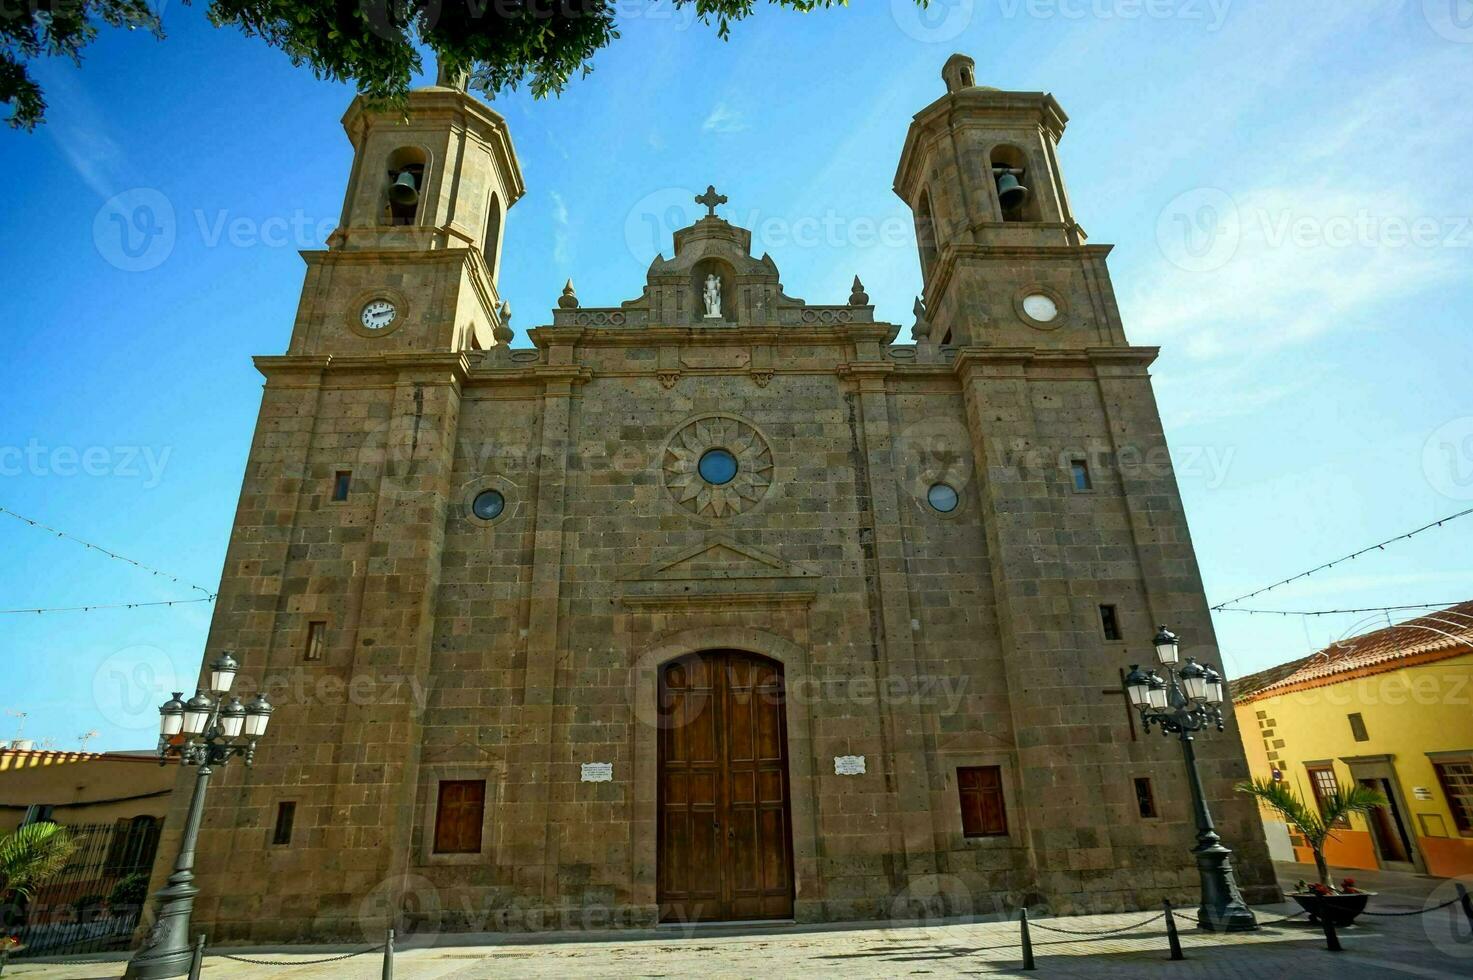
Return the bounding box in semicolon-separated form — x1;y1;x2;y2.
272;801;296;846
1070;459;1092;491
1347;713;1368;742
21;804;55;825
1306;764;1350;828
332;471;351;501
433;780;486;854
1134;777;1157;818
957;766;1008;838
1099;604;1122;641
1433;760;1473;834
304;621;326;662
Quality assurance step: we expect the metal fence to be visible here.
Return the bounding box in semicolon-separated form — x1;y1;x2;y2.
5;815;162;958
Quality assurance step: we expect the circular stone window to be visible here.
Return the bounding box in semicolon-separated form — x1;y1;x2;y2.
927;483;960;513
471;489;506;521
698;448;738;485
1021;293;1059;323
663;416;774;519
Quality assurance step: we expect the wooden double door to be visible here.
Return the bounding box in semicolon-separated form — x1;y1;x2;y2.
657;650;795;923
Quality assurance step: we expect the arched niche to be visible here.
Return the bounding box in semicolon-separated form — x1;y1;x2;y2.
915;189;939;277
484;192;504;280
382;145;429;227
988;144;1041;223
691;258;736;323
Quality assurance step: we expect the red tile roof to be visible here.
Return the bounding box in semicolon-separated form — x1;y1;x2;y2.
1232;599;1473;703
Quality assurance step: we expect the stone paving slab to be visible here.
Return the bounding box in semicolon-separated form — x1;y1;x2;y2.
11;865;1471;979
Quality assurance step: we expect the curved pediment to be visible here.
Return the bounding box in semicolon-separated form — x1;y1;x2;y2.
549;190;886;332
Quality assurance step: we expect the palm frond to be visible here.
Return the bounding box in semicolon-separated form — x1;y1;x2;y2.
1235;778;1328;846
1320;783;1389;830
0;823;82;900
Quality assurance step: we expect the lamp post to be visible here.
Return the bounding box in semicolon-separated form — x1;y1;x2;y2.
1122;626;1257;932
124;652;273;980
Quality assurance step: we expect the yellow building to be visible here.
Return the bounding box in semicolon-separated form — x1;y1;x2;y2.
0;747;175;832
1232;601;1473;878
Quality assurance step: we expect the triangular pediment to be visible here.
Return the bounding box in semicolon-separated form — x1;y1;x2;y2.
631;535;817;582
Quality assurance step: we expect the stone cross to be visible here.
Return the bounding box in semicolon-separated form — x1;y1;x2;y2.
695;185;728;218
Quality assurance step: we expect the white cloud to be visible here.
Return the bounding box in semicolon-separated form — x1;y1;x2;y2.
702;102;749;134
34;69;128;198
1124;54;1472;376
549;190;572;267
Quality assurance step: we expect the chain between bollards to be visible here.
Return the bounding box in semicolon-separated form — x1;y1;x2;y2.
186;934;205;980
1163;900;1184;960
381;927;395;980
1019;907;1036;971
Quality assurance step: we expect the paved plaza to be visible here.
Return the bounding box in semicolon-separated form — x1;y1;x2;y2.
10;865;1471;978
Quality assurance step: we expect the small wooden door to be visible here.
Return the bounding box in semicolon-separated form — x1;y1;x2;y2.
658;650;794;923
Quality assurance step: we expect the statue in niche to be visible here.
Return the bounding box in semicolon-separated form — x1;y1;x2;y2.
702;273;722;319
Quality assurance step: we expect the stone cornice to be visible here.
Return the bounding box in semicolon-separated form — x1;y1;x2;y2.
924;241;1113;306
951;345;1158;381
255;352;471;385
524;324;901;347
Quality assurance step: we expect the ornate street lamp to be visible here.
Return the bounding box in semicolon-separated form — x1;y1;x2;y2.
1122;626;1257;932
124;651;273;979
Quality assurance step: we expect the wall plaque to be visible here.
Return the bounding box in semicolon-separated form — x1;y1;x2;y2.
1413;786;1433;801
581;762;614;783
834;755;866;776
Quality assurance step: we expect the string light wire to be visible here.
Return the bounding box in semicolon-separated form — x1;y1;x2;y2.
0;505;216;597
1210;507;1473;611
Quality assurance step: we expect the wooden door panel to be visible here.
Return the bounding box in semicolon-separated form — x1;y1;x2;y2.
659;650;794;922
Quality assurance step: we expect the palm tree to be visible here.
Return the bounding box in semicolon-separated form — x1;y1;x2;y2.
1236;778;1388;890
0;823;81;904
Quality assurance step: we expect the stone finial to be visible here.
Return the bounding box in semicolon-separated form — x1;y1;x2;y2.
435;58;470;92
494;300;514;344
942;53;976;94
848;276;869;307
910;295;930;342
558;278;580;309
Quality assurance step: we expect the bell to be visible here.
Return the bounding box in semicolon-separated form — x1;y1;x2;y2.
995;172;1027;211
388;170;419;207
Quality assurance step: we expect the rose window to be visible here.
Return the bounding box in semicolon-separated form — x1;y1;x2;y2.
663;416;773;518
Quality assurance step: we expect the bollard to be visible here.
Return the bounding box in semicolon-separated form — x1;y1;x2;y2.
1163;899;1184;961
1457;883;1473;930
381;926;395;980
187;933;205;980
1320;914;1342;952
1019;908;1036;971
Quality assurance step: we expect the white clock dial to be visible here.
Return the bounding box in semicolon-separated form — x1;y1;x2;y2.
1022;293;1058;323
360;299;398;331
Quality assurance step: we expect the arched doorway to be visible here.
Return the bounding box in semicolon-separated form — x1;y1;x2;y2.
657;650;795;922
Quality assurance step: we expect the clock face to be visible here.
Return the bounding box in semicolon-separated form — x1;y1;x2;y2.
1022;293;1058;323
360;299;397;331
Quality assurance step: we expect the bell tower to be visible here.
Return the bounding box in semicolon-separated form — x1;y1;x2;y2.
286;73;525;354
894;53;1125;348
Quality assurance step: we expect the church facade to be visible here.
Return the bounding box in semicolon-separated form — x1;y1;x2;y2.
157;54;1277;942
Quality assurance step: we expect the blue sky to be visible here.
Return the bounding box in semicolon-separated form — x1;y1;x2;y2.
3;1;1471;751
